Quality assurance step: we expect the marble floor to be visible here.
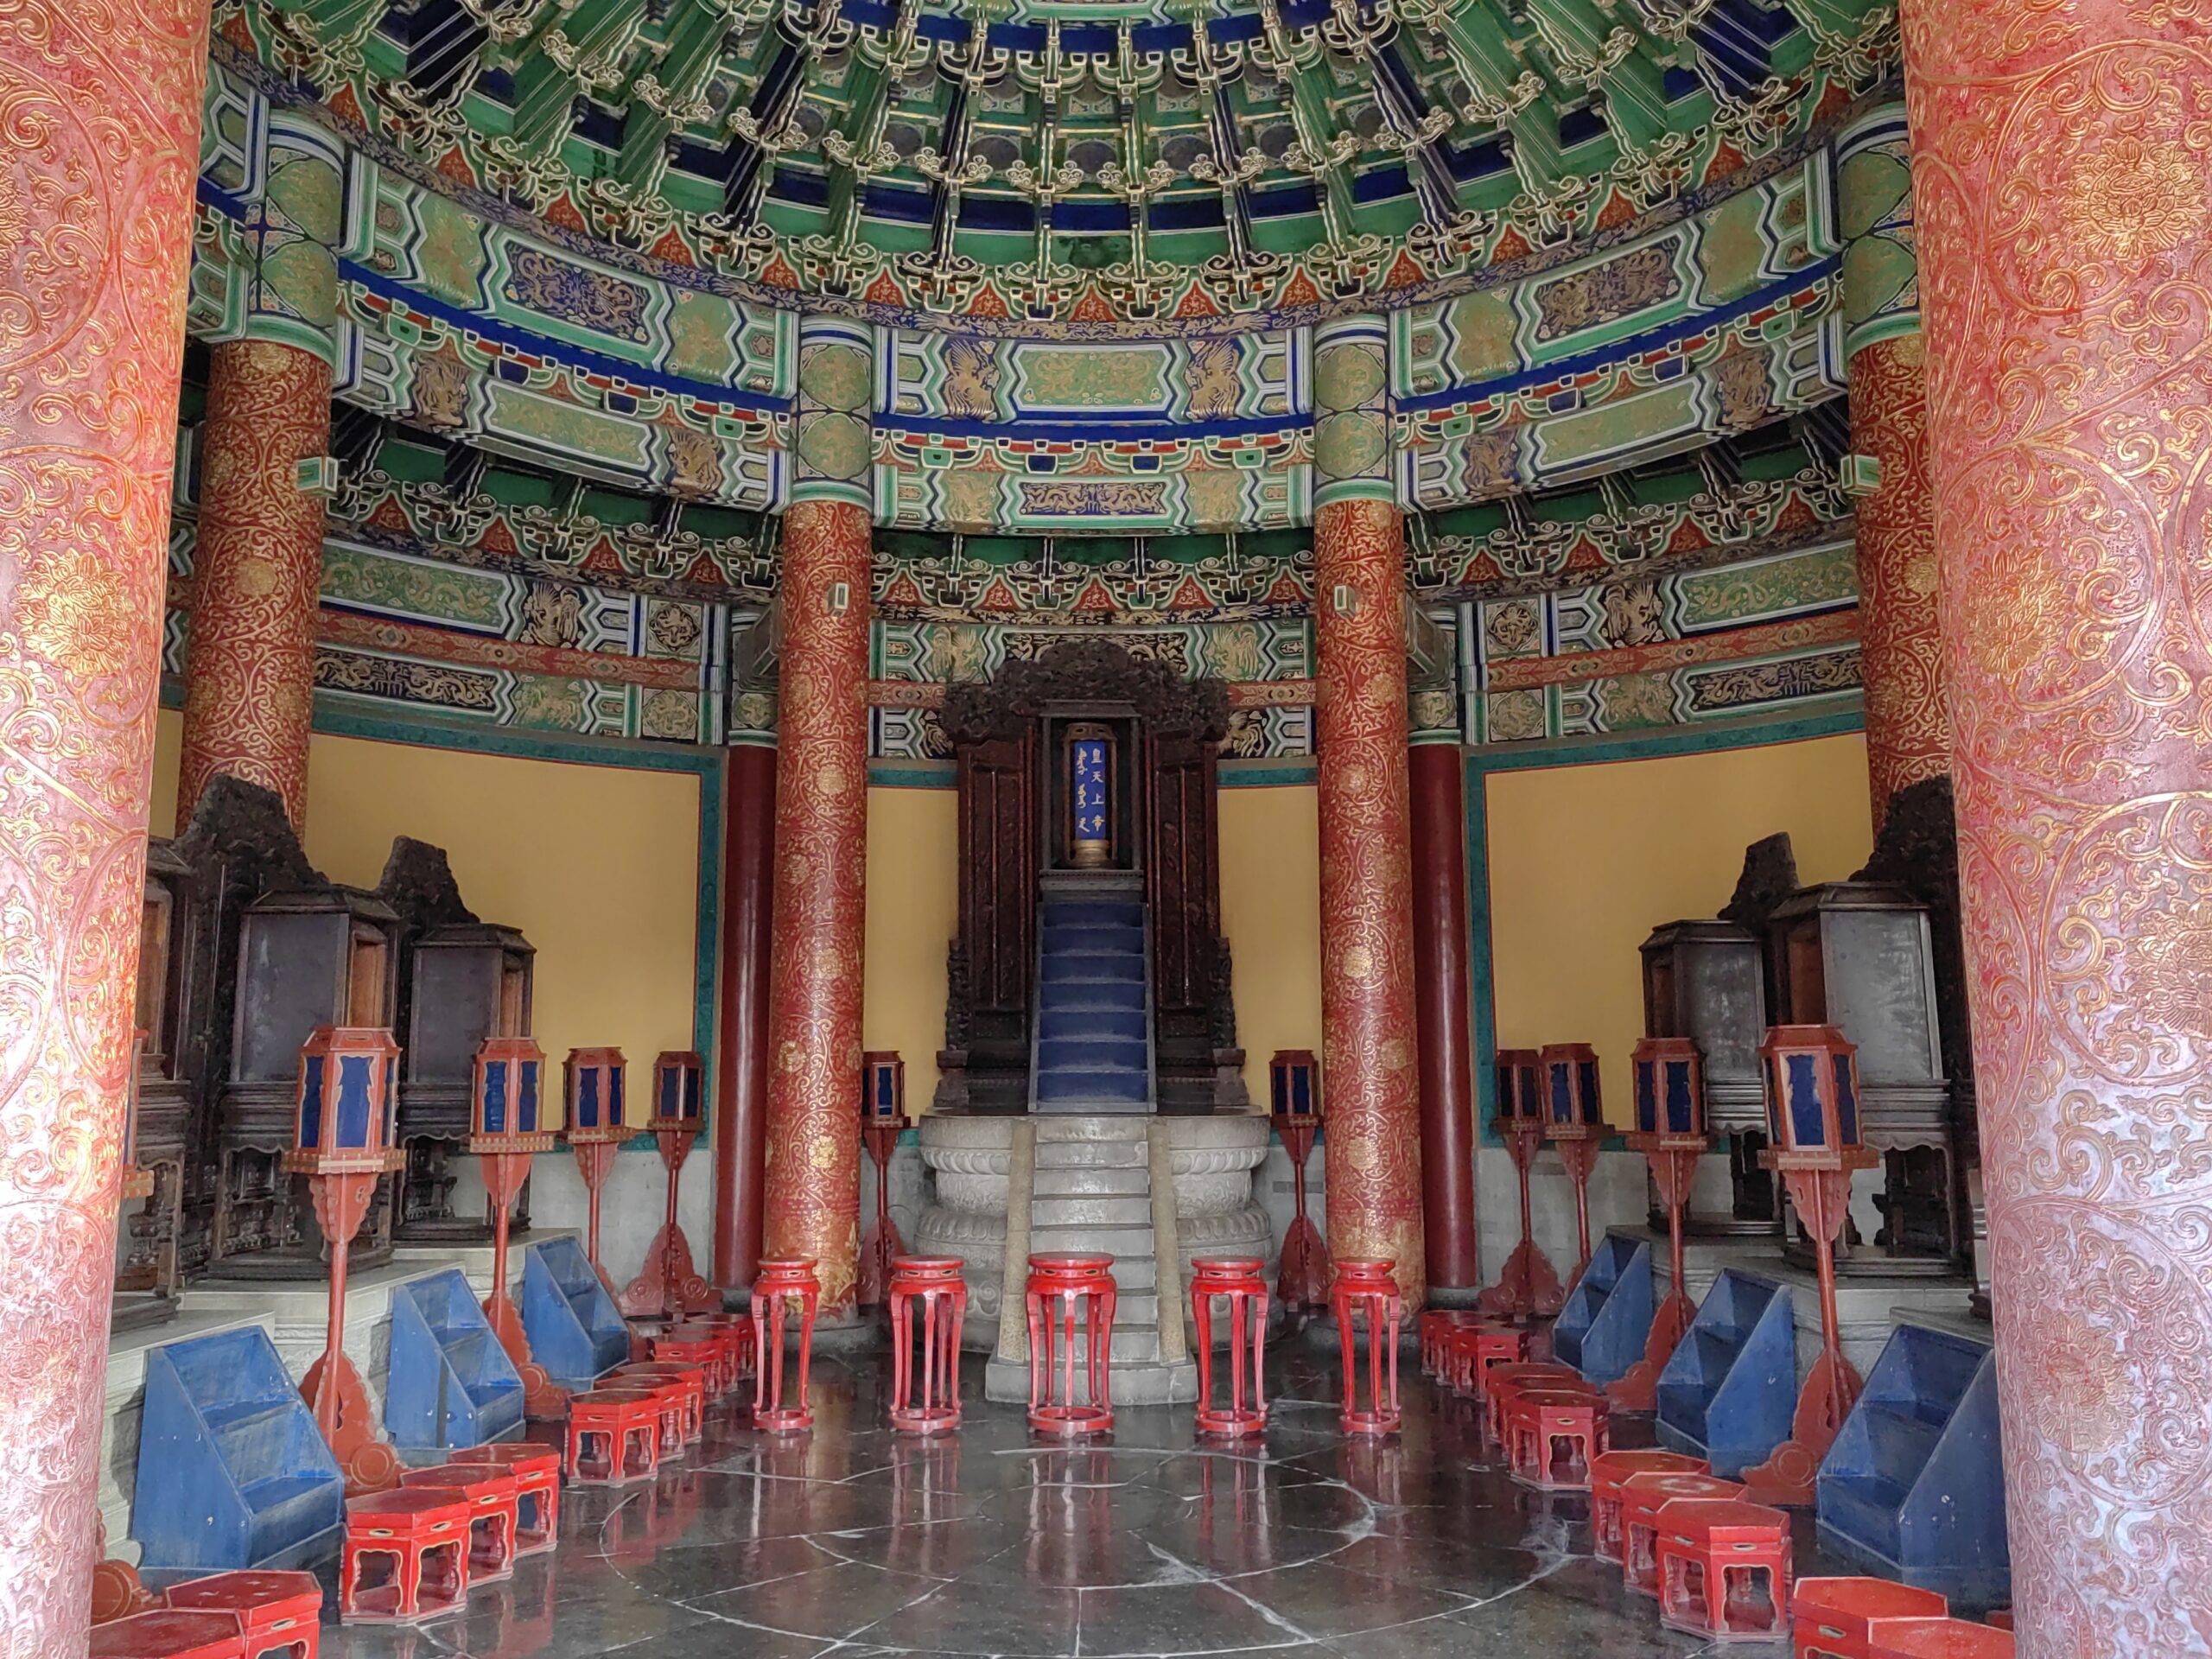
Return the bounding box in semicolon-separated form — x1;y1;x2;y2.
324;1341;1820;1659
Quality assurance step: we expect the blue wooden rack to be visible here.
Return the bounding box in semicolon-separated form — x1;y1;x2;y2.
1553;1232;1653;1388
520;1235;630;1388
1655;1268;1798;1478
132;1325;345;1573
1818;1320;2010;1610
385;1268;526;1451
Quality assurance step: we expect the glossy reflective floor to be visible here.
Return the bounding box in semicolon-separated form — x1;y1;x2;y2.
325;1342;1814;1659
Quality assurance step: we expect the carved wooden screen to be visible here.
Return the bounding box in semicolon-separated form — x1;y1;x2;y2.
958;729;1036;1016
1147;730;1220;1018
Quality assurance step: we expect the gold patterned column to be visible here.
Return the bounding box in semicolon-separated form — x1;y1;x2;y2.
178;113;344;828
1903;5;2212;1650
1837;103;1948;833
1313;315;1427;1306
0;0;209;1644
760;316;874;1314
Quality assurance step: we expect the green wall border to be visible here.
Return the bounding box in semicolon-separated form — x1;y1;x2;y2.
1463;703;1867;1147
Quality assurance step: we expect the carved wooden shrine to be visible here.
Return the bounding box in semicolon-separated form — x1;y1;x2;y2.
931;639;1245;1116
1639;918;1774;1235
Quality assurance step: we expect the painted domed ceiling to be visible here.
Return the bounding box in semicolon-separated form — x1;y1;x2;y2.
176;0;1895;754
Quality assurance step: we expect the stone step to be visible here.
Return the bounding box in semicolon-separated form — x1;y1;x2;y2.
1029;1223;1156;1258
1038;1036;1148;1073
1032;1166;1151;1197
1033;1139;1148;1170
1033;1116;1152;1141
1031;1193;1153;1229
1041;925;1146;954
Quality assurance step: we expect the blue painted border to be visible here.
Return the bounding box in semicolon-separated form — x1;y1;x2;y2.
1463;705;1866;1147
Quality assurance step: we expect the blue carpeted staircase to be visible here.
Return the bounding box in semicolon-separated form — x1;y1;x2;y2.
1033;897;1152;1109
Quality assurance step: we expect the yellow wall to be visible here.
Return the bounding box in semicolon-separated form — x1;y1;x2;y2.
863;785;959;1108
149;721;702;1127
1219;785;1324;1105
1484;731;1874;1124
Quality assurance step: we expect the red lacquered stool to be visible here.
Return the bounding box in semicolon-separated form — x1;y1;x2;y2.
161;1571;320;1659
610;1369;689;1461
398;1464;518;1584
90;1611;246;1659
1870;1621;2014;1658
1656;1497;1793;1643
1418;1309;1483;1378
1794;1578;1951;1659
1619;1471;1745;1597
1026;1252;1117;1436
620;1358;708;1444
696;1310;759;1391
1482;1362;1586;1445
1190;1256;1268;1439
753;1257;820;1431
888;1255;968;1433
655;1322;729;1398
1330;1259;1402;1435
1445;1322;1526;1396
339;1488;473;1624
445;1443;561;1554
568;1387;661;1484
1507;1387;1610;1490
1592;1449;1707;1562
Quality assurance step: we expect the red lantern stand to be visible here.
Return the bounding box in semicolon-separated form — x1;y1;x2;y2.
471;1036;568;1421
1475;1050;1564;1319
563;1047;627;1299
283;1027;407;1493
620;1051;714;1320
1538;1043;1605;1293
859;1051;907;1308
1268;1050;1330;1309
1611;1037;1710;1411
1743;1024;1879;1506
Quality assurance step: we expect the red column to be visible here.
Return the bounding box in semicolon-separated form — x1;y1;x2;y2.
1904;7;2212;1650
1409;741;1478;1297
760;499;870;1316
0;0;209;1645
176;340;329;826
1314;496;1427;1307
713;742;776;1290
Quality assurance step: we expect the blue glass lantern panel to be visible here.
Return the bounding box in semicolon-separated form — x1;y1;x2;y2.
575;1067;602;1131
1288;1065;1313;1114
481;1060;510;1135
1663;1060;1697;1135
518;1059;542;1134
1495;1060;1516;1118
610;1066;625;1122
658;1064;681;1122
1633;1059;1658;1135
682;1064;702;1122
1785;1053;1828;1148
1516;1066;1543;1119
868;1065;899;1119
1576;1059;1602;1125
299;1055;326;1149
1548;1061;1574;1123
383;1057;399;1146
1832;1054;1860;1147
335;1055;377;1149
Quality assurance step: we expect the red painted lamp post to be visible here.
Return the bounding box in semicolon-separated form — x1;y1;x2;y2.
1612;1038;1710;1411
283;1027;406;1492
1477;1050;1564;1319
621;1051;714;1319
1744;1024;1878;1506
563;1047;627;1298
859;1052;907;1308
472;1036;567;1420
1268;1050;1331;1310
1539;1043;1606;1289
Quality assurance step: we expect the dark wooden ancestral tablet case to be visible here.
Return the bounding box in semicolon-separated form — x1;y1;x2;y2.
115;836;199;1326
1768;879;1961;1274
394;921;535;1240
1639;917;1776;1235
213;882;403;1276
